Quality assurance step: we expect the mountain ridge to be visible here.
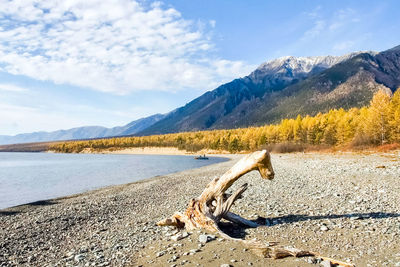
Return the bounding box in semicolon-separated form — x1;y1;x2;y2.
0;114;165;145
139;48;399;135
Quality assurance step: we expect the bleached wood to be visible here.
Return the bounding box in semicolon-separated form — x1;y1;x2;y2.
223;212;258;228
157;150;353;266
216;183;247;219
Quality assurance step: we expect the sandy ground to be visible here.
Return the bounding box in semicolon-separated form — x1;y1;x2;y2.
1;151;400;267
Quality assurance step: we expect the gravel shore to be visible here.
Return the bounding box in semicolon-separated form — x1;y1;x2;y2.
1;152;400;267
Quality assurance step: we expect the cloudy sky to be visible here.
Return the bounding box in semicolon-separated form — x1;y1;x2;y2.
1;0;399;135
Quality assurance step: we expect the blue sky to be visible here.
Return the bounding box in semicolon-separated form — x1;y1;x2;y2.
0;0;399;135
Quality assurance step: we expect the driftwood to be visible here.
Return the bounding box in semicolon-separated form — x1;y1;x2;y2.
157;150;354;267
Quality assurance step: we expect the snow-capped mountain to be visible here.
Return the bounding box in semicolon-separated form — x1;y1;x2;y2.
140;46;400;135
248;52;367;86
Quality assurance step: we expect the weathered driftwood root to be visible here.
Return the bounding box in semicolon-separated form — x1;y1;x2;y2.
158;150;274;230
157;150;354;267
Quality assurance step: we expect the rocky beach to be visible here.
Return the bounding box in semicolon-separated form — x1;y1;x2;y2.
1;151;400;267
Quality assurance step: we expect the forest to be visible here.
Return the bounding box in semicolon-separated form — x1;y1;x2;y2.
50;89;400;153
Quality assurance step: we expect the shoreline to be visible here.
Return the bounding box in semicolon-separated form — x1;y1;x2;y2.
2;149;399;211
51;144;400;156
47;146;233;156
76;146;191;155
0;154;242;266
90;147;193;155
0;153;233;211
1;152;399;266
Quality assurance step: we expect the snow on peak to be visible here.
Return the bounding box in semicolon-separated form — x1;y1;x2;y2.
254;52;368;75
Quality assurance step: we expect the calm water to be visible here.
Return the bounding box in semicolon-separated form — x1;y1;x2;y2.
0;152;228;209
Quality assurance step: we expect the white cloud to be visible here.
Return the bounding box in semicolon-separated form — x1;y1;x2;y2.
299;7;362;51
301;20;326;40
0;83;28;92
209;20;216;28
0;0;251;94
329;8;358;31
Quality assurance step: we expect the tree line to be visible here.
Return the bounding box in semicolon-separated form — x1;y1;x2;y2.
50;89;400;153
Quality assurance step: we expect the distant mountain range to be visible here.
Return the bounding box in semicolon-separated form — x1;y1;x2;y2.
1;45;399;145
0;114;165;145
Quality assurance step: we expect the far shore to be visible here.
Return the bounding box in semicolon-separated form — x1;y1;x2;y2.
74;146;233;156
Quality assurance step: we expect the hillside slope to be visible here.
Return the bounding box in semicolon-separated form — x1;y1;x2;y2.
140;46;400;135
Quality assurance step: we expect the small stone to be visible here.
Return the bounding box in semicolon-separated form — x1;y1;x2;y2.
230;259;237;263
199;234;208;244
320;225;329;231
74;254;85;262
321;260;332;267
171;232;189;241
156;251;165;257
189;248;200;254
220;264;231;267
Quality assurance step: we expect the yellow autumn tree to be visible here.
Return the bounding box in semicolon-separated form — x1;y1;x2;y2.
388;89;400;142
49;89;400;153
365;89;391;144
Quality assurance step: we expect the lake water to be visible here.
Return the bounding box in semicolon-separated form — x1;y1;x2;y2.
0;152;228;209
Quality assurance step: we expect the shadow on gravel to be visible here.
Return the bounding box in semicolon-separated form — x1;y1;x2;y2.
0;200;59;217
27;200;58;206
218;212;400;239
0;211;20;216
218;221;248;238
259;212;400;226
218;216;271;238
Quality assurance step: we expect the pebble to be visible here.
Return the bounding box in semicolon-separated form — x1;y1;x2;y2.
198;234;209;244
189;248;200;254
320;225;329;231
321;260;332;267
171;231;189;241
74;254;85;262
